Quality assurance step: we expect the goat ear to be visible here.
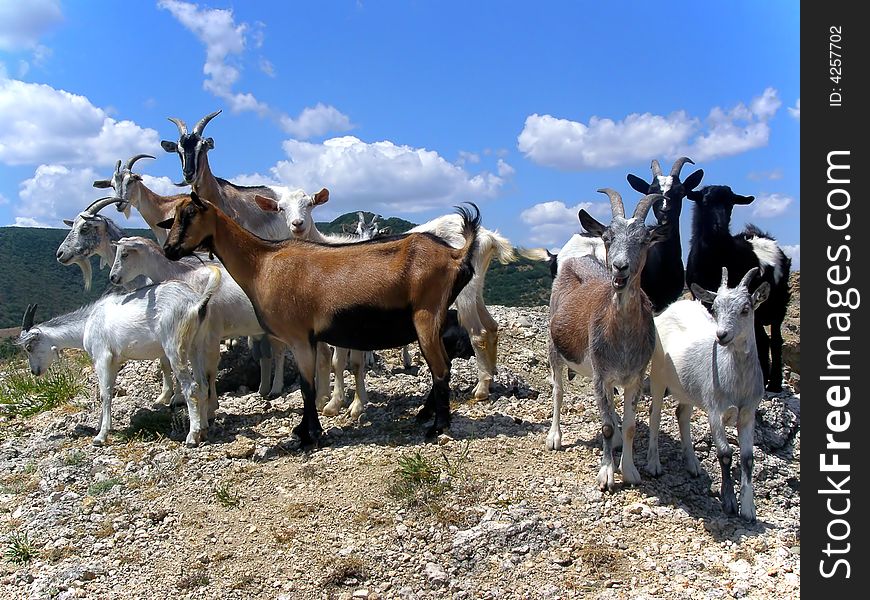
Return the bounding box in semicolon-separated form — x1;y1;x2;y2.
682;169;704;191
156;217;175;229
577;210;606;237
313;188;329;205
690;283;716;304
253;195;279;212
160;140;178;153
93;179;113;189
733;194;755;205
648;222;671;245
752;282;771;308
626;174;650;194
204;137;215;149
63;219;74;227
686;189;703;202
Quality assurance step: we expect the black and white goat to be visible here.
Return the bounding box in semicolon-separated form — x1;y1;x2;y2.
685;185;792;391
626;157;704;313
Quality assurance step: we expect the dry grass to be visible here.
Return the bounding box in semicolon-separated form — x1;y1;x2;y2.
321;555;367;589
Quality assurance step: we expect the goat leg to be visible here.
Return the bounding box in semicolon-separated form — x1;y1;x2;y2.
767;321;784;392
594;374;617;492
710;415;737;516
290;343;323;447
737;407;757;522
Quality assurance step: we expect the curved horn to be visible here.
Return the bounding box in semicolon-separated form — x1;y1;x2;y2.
21;304;37;332
114;159;122;175
167;117;188;136
125;154;155;171
720;266;729;288
650;159;663;178
632;193;666;220
193;110;222;136
597;188;625;218
739;266;760;289
84;196;125;215
669;156;695;179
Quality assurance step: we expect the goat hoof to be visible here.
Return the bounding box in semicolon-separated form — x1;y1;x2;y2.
721;492;738;516
645;461;663;477
597;466;616;492
293;423;323;448
621;463;642;485
322;401;343;417
424;423;444;439
545;430;562;451
92;437;107;447
684;454;702;477
415;407;435;424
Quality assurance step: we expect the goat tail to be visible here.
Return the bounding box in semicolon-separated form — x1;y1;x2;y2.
480;228;516;265
176;266;222;362
518;247;559;279
447;204;481;304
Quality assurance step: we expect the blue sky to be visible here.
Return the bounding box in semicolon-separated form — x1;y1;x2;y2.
0;1;800;268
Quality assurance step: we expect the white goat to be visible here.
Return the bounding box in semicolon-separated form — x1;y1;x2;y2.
16;268;221;446
252;187;516;404
647;267;769;521
108;236;288;421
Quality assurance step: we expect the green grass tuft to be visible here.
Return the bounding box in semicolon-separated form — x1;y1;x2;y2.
0;358;86;418
214;482;241;508
88;478;121;496
4;531;35;564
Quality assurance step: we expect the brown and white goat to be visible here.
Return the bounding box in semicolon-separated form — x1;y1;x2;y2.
92;154;187;245
546;189;667;492
160;192;480;445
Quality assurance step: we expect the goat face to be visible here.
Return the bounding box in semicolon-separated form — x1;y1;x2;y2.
17;329;57;377
691;267;770;346
686;185;755;234
627;158;705;226
161;111;221;185
57;214;109;265
109;237;147;286
161;193;215;260
92;155;153;213
579;209;668;292
257;187;330;239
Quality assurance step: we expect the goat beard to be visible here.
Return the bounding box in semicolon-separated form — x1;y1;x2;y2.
74;258;93;291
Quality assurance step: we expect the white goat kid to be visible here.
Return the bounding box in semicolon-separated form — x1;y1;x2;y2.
109;236;288;422
255;187;515;405
647;267;769;521
16;269;221;446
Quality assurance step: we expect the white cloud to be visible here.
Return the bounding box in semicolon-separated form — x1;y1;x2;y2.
456;151;480;166
788;98;800;120
142;174;187;197
752;193;794;218
157;0;267;115
0;78;160;167
747;168;784;181
259;57;275;77
248;136;507;216
520;200;611;246
11;164;148;229
518;88;783;170
159;0;352;139
497;159;515;178
781;244;800;270
279;103;354;139
0;0;62;52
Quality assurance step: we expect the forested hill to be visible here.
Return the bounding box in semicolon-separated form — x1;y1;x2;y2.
0;215;552;328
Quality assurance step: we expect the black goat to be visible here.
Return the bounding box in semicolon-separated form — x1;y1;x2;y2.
626;157;704;313
685;185;792;392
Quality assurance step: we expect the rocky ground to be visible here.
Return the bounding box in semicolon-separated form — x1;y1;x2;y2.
0;293;800;599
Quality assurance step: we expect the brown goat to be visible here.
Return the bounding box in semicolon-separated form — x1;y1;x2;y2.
546;189;667;492
160;192;480;445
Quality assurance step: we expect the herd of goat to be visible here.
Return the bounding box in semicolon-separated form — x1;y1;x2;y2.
15;111;791;521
